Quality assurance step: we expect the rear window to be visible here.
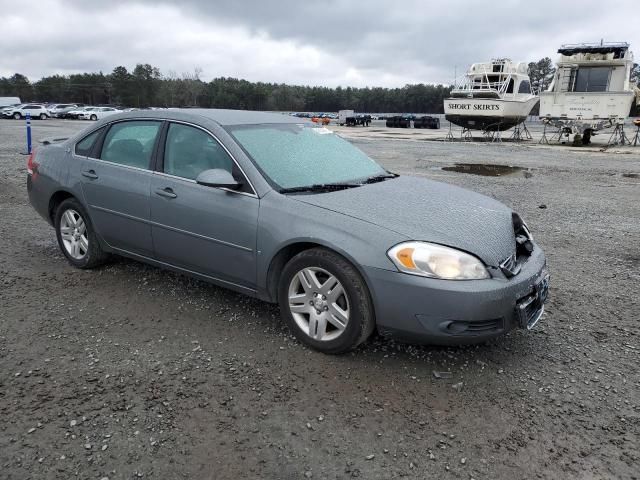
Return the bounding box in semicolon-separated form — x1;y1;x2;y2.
100;121;161;169
75;128;103;156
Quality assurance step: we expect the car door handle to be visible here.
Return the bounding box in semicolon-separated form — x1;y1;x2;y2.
82;170;98;179
155;187;177;199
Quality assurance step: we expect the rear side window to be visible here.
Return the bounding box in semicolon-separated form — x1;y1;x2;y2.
100;121;161;169
75;128;103;156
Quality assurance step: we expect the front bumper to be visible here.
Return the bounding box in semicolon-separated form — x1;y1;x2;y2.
364;246;548;345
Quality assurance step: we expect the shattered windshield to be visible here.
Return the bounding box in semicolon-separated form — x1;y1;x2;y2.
228;123;386;189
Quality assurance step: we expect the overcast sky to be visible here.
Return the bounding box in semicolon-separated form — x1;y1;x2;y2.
2;0;638;87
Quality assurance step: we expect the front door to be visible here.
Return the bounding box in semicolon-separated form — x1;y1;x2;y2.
79;120;162;257
150;122;259;290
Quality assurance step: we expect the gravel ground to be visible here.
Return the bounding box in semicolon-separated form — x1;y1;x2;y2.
1;118;639;480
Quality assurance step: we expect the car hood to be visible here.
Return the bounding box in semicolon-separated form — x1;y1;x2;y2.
291;176;516;267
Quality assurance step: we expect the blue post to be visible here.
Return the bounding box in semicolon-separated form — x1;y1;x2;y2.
26;112;32;154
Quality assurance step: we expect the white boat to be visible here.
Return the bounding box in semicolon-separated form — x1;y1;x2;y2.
444;59;539;131
539;42;636;141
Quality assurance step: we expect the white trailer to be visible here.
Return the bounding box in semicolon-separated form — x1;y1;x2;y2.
338;110;354;126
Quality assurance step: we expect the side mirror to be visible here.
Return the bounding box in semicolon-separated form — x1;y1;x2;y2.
196;169;242;190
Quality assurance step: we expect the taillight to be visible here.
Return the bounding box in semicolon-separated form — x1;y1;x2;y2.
27;148;38;175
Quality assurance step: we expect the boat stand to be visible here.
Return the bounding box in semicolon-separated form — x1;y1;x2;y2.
607;123;631;146
461;127;473;141
445;122;455;141
510;123;532;142
482;129;503;143
539;123;562;145
482;121;503;143
632;124;640;147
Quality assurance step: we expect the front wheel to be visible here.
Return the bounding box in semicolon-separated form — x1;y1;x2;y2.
39;113;47;120
13;112;21;120
278;248;375;354
55;198;108;269
90;114;97;121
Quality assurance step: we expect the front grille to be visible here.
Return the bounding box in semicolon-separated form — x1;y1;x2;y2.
516;292;545;329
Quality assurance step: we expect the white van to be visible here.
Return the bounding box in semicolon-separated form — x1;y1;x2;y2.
0;97;21;108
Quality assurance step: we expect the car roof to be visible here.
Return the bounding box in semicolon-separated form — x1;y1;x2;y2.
110;108;304;126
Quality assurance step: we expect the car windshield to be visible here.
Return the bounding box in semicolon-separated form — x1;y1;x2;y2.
228;123;386;190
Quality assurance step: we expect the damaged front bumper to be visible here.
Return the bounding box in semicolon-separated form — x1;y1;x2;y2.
516;272;550;330
364;245;549;345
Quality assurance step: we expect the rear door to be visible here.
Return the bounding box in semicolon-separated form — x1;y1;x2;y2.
149;121;259;290
79;120;162;257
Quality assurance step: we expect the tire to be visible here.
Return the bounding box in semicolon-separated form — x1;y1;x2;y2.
278;248;375;354
39;113;47;120
55;198;109;269
90;114;98;121
13;112;21;120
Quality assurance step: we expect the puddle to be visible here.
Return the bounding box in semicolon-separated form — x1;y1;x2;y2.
441;163;530;177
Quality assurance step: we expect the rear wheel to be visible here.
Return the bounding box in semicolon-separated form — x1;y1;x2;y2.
278;248;375;354
55;198;108;269
39;113;47;120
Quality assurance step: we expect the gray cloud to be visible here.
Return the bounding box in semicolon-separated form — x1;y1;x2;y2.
2;0;638;87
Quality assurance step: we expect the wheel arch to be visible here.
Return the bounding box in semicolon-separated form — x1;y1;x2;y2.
264;239;375;305
48;190;77;224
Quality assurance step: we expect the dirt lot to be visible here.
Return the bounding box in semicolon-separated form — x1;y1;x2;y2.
1;118;639;480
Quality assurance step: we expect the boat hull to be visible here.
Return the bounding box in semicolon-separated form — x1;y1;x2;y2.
539;91;635;133
444;97;539;131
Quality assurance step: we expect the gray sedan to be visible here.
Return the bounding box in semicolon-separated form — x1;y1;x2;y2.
27;109;549;354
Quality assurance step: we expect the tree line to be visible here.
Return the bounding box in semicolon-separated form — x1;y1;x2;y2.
1;60;637;114
0;64;452;113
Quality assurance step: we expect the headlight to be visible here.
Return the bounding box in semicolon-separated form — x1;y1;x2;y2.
387;241;490;280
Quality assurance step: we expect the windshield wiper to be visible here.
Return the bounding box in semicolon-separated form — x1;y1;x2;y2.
279;182;362;194
361;172;399;184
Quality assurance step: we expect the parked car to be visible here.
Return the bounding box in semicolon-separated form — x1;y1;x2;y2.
48;104;79;118
413;116;441;129
1;103;22;115
78;106;121;121
64;106;93;119
3;104;49;119
26;109;549;354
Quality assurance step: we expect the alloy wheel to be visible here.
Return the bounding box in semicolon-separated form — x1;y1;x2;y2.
59;209;89;260
287;267;350;341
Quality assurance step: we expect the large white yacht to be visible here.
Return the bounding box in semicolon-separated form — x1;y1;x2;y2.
444;59;539;131
539;42;636;142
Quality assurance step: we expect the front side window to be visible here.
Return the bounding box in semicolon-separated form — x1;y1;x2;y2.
75;128;103;156
100;121;161;169
229;124;386;189
163;123;234;180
